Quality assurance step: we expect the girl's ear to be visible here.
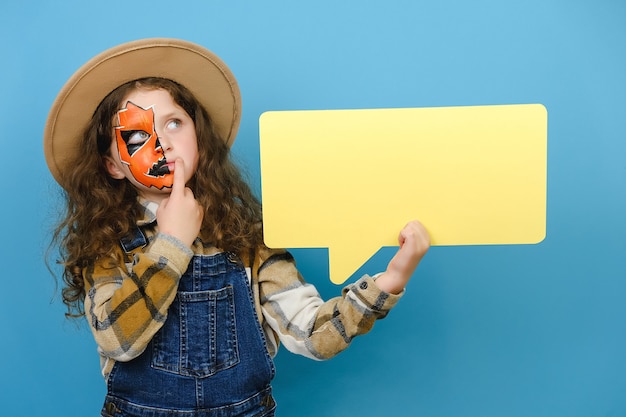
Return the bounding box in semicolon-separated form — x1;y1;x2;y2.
103;156;126;180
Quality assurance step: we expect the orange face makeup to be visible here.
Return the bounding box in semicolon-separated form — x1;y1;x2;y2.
115;102;173;189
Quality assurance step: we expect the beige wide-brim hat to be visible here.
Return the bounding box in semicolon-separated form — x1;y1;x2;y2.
44;38;241;187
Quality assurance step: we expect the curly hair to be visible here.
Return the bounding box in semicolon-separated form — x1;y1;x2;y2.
50;77;263;318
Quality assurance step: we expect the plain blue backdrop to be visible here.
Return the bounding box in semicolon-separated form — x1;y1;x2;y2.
1;1;625;416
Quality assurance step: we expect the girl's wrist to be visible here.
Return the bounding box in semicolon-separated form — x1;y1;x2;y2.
373;270;406;295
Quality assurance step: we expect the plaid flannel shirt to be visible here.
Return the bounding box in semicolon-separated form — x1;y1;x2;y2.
83;199;403;379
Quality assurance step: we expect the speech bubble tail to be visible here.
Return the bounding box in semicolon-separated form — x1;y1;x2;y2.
327;242;382;285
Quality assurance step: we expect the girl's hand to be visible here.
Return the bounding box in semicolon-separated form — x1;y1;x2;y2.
374;220;430;294
156;159;203;247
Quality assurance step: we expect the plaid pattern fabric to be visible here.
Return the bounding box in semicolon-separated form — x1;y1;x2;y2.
84;199;403;379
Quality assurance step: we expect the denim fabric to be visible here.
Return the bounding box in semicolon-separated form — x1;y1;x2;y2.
102;250;276;417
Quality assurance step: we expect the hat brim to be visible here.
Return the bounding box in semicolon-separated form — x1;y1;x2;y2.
44;38;241;187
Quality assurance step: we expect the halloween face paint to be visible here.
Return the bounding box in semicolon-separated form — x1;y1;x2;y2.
115;101;173;189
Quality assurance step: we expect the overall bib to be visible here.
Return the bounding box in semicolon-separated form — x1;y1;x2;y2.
101;245;276;417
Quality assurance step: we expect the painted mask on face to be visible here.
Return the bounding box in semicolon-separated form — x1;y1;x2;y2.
115;101;173;189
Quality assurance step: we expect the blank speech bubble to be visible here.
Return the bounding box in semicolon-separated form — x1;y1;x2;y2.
259;104;547;284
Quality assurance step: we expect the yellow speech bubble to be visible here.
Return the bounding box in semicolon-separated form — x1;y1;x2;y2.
259;104;547;284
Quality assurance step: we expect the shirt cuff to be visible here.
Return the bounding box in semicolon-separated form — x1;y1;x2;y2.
148;233;194;275
344;274;404;317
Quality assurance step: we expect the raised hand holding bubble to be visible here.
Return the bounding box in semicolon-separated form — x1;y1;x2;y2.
375;220;431;294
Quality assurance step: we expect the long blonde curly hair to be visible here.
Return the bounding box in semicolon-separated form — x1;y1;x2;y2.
50;77;263;317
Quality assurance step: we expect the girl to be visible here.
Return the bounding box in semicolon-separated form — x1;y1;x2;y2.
44;38;430;417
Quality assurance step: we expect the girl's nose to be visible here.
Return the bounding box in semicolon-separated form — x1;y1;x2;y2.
156;136;172;152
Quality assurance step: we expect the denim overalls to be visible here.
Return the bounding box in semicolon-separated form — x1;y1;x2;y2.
101;230;276;417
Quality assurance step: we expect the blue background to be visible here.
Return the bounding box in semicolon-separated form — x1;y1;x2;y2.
1;1;625;416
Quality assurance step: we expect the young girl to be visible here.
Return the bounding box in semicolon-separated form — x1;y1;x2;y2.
45;38;430;417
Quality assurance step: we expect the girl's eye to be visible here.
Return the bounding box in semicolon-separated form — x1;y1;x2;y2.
120;130;150;155
167;119;182;130
122;130;150;145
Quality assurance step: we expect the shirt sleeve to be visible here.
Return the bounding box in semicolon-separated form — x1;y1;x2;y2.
256;248;403;360
83;233;193;362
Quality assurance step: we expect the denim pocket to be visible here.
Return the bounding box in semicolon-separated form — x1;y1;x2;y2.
151;285;240;377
